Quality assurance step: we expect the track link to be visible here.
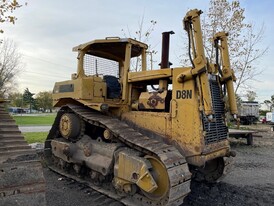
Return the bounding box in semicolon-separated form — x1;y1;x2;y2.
45;105;191;206
0;101;46;206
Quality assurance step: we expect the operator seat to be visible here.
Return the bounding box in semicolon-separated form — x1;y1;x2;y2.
103;75;121;99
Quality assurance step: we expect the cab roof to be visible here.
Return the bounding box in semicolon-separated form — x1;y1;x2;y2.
72;37;148;62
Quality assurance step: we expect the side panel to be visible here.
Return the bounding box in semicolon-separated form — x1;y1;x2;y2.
123;68;204;158
128;69;172;82
171;68;204;157
121;111;171;139
123;68;230;166
239;102;259;118
172;68;231;166
53;78;93;101
52;76;106;107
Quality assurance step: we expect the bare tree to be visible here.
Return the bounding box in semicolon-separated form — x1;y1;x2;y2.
0;38;23;97
233;25;267;93
202;0;268;93
122;14;157;71
0;0;26;33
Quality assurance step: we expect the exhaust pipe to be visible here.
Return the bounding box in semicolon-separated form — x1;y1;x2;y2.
160;31;174;69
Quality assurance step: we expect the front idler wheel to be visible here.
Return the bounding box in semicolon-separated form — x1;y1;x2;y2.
141;156;169;200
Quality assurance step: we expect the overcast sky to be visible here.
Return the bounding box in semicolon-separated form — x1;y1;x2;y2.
2;0;273;103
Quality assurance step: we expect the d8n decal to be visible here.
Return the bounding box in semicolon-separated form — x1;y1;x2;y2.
176;90;192;99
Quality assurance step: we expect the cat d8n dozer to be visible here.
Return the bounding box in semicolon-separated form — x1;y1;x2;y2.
45;9;238;205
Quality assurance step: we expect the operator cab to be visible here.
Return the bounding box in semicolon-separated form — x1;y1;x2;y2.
73;37;148;76
73;37;148;99
52;37;149;108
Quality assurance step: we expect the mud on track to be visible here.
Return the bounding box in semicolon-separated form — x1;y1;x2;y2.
44;124;274;206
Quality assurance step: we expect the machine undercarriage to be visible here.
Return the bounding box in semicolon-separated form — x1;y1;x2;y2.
45;105;191;205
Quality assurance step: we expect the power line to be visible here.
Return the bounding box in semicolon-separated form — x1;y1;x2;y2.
23;70;69;79
21;53;77;79
22;54;75;69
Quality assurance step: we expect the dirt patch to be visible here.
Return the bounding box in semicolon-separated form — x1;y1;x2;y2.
183;181;274;206
182;129;274;206
4;154;38;163
43;123;274;206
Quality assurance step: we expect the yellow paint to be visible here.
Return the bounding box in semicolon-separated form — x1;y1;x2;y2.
114;151;158;193
214;32;238;116
128;69;172;82
52;10;238;171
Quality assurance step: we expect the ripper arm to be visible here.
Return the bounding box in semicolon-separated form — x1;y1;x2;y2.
213;32;238;116
178;9;213;116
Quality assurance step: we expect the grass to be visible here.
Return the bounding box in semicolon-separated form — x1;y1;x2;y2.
11;114;55;143
23;132;48;144
13;114;56;126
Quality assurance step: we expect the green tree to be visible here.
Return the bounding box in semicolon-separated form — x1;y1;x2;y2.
23;88;34;113
7;92;24;107
0;0;27;33
201;0;267;93
36;91;53;112
264;95;274;111
245;90;257;101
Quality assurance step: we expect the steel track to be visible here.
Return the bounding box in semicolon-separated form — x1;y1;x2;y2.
45;104;191;206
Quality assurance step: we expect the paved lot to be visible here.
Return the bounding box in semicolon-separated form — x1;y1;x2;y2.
19;126;51;132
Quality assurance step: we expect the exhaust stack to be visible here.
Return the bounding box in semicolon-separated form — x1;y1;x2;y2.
160;31;174;69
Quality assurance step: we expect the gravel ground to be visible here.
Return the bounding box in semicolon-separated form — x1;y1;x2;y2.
44;168;122;206
43;124;274;206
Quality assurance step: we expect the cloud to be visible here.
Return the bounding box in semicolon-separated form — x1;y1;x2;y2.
0;0;272;104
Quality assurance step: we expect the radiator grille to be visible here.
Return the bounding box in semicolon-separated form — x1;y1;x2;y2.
203;76;228;144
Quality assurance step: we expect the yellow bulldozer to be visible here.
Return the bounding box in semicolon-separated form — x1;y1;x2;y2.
45;9;238;205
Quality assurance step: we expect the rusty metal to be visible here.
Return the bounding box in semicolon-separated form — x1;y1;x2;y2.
45;105;191;206
0;101;46;206
138;91;167;110
160;31;174;69
51;135;121;176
